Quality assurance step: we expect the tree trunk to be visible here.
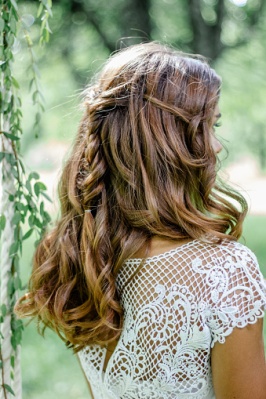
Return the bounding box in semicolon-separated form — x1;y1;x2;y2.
119;0;152;46
187;0;225;61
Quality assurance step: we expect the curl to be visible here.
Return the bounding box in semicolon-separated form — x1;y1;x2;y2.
15;42;247;351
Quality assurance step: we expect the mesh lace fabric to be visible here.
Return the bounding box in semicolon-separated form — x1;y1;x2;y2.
78;240;266;399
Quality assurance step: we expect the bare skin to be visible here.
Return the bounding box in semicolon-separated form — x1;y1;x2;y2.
130;236;193;259
211;318;266;399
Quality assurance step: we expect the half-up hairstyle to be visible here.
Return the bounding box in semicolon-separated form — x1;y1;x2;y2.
15;42;247;350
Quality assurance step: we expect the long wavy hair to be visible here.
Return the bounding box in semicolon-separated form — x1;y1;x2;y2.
15;42;247;351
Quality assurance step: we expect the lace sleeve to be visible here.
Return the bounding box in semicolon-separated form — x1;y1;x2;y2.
203;243;266;348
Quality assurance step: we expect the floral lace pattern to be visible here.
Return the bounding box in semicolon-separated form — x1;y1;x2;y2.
79;240;266;399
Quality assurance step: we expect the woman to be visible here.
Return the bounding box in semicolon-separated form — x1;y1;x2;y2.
16;43;266;398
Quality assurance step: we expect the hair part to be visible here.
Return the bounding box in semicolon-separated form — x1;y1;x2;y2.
15;42;247;350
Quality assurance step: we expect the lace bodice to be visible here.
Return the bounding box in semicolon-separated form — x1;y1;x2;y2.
78;240;266;399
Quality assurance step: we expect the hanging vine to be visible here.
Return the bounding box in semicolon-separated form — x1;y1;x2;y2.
0;1;52;397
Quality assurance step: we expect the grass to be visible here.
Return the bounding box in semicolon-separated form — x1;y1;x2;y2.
20;215;266;398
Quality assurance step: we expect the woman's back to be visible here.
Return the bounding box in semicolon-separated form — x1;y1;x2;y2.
15;43;266;399
79;239;266;398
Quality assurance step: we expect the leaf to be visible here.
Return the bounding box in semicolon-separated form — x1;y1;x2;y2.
7;279;14;296
32;90;39;103
28;214;35;227
11;335;17;350
18;158;25;173
34;217;43;229
11;323;23;349
41;190;52;202
35;112;41;124
10;16;17;34
25;195;35;209
0;214;6;230
0;152;5;162
25;179;32;194
22;228;34;240
16;203;25;212
40;201;45;215
43;211;51;222
1;304;7;317
3;132;20;141
37;3;44;18
43;1;53;17
9;241;19;256
12;212;21;225
29;77;35;91
13;226;19;243
3;384;15;396
11;76;20;89
11;5;19;21
29;171;40;180
14;275;22;290
13;255;19;271
0;18;4;32
34;181;47;197
10;0;18;11
25;33;33;47
7;34;15;47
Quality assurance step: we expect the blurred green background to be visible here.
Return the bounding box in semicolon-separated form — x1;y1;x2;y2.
13;0;266;398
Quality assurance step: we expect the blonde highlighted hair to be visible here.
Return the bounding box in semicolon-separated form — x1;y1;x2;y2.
15;43;247;350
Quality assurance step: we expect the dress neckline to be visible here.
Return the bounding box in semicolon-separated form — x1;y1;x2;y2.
125;239;200;262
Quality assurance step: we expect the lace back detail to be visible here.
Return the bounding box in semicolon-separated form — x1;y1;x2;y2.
79;240;266;399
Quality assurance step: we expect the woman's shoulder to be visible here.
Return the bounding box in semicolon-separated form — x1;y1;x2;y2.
214;238;256;254
194;238;258;263
126;237;259;266
194;238;262;276
201;239;266;347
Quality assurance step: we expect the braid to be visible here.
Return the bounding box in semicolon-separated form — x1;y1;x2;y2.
15;43;247;350
78;110;106;210
77;104;123;343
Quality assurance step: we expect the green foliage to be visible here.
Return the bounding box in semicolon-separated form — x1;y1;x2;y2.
3;384;15;396
21;0;52;137
215;37;266;169
38;0;53;44
14;0;265;171
0;0;53;396
0;213;6;236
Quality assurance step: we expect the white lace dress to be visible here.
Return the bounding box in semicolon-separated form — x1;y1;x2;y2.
78;240;266;399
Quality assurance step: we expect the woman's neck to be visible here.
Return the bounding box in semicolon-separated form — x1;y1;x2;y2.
130;236;193;259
